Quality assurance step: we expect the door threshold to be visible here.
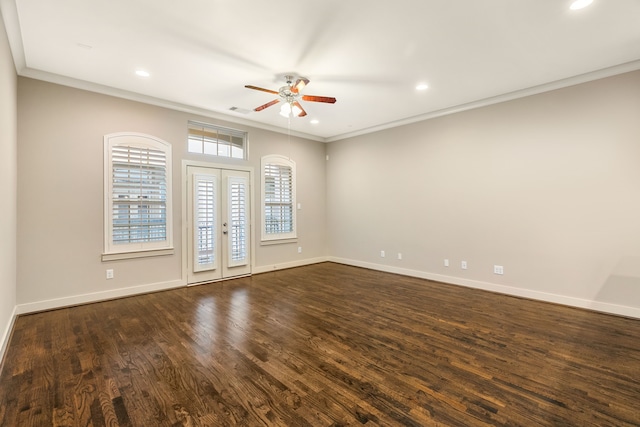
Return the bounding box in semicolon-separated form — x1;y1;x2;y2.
187;273;252;287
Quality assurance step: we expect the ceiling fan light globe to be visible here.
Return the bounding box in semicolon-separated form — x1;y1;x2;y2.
280;102;292;117
570;0;593;10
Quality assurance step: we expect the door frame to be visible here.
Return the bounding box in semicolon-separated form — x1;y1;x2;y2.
181;160;255;285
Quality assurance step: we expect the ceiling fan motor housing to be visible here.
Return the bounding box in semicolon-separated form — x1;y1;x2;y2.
245;75;335;116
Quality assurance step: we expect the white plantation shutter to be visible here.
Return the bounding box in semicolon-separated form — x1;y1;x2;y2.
104;133;173;256
193;175;217;272
261;155;296;241
228;176;248;265
111;146;167;244
264;164;293;233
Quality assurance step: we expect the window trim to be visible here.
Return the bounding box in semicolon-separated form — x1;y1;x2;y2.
261;154;297;243
103;132;174;260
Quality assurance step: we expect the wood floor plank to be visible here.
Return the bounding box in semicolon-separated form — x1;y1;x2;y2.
2;262;640;426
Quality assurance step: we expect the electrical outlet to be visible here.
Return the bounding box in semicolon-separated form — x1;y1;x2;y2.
444;259;449;267
461;261;467;270
298;246;302;254
106;269;114;279
494;265;504;275
380;250;385;258
397;253;402;260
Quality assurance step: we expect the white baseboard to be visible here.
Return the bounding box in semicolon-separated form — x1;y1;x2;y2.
329;257;640;320
11;255;640;322
16;279;185;315
0;305;18;373
13;257;329;316
253;257;330;275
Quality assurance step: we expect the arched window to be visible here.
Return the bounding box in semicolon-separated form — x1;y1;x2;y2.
103;133;173;258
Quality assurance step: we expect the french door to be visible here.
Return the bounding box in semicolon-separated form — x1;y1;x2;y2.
187;166;251;284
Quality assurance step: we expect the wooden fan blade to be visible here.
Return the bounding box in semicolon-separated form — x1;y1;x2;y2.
290;78;309;94
245;85;279;95
301;95;336;104
254;99;280;112
292;101;307;117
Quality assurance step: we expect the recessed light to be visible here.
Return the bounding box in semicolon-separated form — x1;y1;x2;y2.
135;69;150;78
416;83;429;91
310;119;319;124
570;0;593;10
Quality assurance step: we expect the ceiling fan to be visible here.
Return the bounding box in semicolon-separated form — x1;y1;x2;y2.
245;75;336;118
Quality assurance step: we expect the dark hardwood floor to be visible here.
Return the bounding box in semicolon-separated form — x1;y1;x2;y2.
1;262;639;426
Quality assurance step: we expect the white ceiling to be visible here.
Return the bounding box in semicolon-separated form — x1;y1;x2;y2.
2;0;640;141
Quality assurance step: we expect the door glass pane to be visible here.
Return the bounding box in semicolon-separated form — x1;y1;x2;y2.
229;178;247;264
194;176;216;271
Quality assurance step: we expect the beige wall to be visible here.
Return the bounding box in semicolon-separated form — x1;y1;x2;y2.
0;11;17;359
327;70;640;317
17;78;327;310
9;60;640;320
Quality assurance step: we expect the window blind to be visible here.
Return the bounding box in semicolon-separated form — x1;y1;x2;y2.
111;145;167;245
264;163;293;234
229;180;248;262
195;177;216;269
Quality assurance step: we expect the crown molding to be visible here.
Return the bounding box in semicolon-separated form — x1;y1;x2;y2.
0;0;25;72
19;67;326;142
326;60;640;142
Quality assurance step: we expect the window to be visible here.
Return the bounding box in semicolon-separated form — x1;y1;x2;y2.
261;155;296;242
188;121;247;160
104;133;173;258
